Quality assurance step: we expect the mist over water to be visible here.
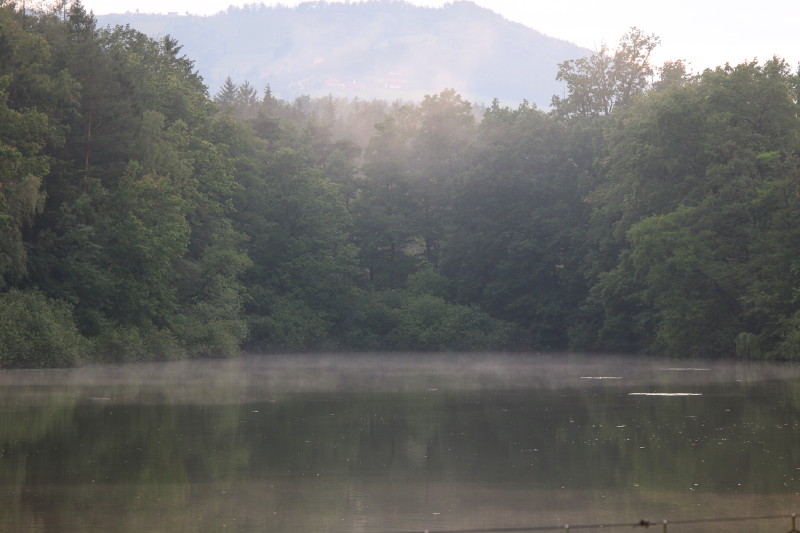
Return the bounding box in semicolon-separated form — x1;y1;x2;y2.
1;353;799;532
3;352;796;395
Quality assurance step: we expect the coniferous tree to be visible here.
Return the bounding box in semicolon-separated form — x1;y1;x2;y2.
214;76;238;106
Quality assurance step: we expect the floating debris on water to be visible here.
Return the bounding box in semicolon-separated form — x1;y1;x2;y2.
659;368;711;371
629;392;703;396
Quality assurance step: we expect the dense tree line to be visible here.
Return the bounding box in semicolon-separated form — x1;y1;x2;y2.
1;2;800;366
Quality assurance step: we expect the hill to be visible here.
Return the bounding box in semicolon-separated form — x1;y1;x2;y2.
96;1;592;107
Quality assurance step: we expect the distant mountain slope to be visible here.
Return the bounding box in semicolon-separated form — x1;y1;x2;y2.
97;1;592;107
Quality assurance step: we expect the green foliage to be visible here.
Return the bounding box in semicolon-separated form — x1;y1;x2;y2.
552;27;660;118
626;207;744;355
103;163;190;326
0;12;55;285
586;58;800;357
92;323;183;362
444;100;590;349
0;290;86;367
230;129;359;351
246;295;333;352
354;89;476;286
4;11;800;364
405;267;450;299
214;76;237;106
387;292;516;351
776;312;800;359
2;3;251;365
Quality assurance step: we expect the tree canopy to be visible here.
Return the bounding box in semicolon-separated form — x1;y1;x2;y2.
3;4;800;366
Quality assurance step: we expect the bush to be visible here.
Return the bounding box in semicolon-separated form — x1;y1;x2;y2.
0;290;87;367
388;292;516;351
775;312;800;359
173;301;248;358
93;323;186;362
246;296;331;352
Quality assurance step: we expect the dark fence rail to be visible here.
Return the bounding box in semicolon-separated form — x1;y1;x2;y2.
383;512;799;533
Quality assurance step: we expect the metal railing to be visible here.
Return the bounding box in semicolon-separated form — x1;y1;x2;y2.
383;512;799;533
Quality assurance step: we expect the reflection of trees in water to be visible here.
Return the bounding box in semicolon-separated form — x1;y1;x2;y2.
1;361;799;531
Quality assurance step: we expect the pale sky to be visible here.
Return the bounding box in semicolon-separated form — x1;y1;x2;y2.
81;0;800;73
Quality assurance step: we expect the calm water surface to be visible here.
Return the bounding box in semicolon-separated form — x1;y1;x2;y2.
1;353;799;532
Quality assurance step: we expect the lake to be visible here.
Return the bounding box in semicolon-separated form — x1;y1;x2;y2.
0;353;798;532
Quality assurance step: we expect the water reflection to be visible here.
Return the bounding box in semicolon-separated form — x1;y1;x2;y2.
0;353;798;532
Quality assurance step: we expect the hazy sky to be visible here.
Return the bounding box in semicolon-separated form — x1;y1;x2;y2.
81;0;799;73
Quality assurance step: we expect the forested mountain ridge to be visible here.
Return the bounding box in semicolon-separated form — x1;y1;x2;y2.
2;1;800;367
95;1;591;107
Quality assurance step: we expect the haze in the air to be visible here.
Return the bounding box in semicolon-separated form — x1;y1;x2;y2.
81;0;800;73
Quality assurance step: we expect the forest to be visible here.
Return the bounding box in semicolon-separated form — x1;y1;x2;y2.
2;1;800;366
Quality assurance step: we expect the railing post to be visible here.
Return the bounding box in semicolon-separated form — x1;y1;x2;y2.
662;519;667;533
